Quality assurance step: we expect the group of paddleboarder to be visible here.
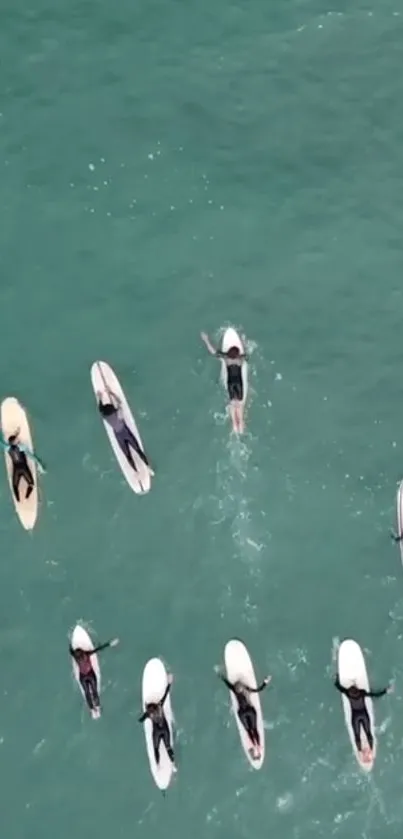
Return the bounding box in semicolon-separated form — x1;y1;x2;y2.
70;634;394;772
70;626;393;771
0;387;153;508
68;632;271;770
0;330;397;778
0;330;246;513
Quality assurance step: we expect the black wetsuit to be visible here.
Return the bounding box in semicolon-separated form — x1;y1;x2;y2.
215;352;245;402
139;683;175;765
69;642;110;711
98;402;150;471
334;677;388;751
8;444;35;502
221;676;267;747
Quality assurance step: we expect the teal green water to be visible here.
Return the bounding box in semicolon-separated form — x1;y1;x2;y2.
1;0;403;836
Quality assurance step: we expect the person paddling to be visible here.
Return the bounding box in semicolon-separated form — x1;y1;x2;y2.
69;637;119;713
215;665;271;760
334;676;393;763
138;674;177;772
0;431;46;503
201;332;247;434
97;390;154;475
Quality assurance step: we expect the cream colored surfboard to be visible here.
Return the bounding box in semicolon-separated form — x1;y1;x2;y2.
0;397;39;530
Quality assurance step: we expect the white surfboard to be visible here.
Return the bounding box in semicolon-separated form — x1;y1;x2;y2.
71;624;101;720
396;480;403;563
224;639;265;769
141;658;174;791
90;361;151;495
337;639;376;771
220;327;248;406
0;397;39;530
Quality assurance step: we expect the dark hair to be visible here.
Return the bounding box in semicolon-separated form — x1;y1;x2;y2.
227;346;240;360
8;434;17;445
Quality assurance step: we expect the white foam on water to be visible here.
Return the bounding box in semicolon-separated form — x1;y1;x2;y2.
276;792;294;813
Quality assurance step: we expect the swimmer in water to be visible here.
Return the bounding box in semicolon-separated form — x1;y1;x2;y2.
69;637;119;713
0;431;46;503
138;673;177;772
334;675;393;763
96;390;154;475
215;665;271;760
201;332;248;434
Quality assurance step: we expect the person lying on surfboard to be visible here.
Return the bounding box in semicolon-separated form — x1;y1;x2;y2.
215;666;271;760
69;638;119;713
96;391;154;476
0;432;46;503
138;674;177;772
201;332;247;434
334;676;393;763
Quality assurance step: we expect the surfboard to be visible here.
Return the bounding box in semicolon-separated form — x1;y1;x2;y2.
141;657;175;790
71;624;101;720
0;397;39;530
396;480;403;563
90;361;151;495
224;638;265;769
337;639;376;771
220;328;248;406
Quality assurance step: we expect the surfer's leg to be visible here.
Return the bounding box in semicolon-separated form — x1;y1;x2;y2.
22;462;34;499
152;725;163;765
123;426;151;468
351;710;363;751
122;439;136;470
114;432;137;470
161;718;175;764
229;401;244;434
80;673;99;710
238;707;259;746
361;710;374;750
246;708;260;746
11;466;21;502
80;675;94;710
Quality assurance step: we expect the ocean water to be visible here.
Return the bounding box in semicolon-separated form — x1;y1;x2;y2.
1;0;403;837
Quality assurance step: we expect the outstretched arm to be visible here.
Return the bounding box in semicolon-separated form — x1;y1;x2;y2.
220;675;237;694
160;683;172;706
334;677;349;696
108;390;122;409
138;709;149;723
91;638;119;655
248;676;271;693
365;685;392;698
201;332;217;355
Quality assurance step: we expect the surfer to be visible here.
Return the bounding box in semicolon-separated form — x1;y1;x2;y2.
215;666;271;760
334;676;393;762
391;530;403;543
96;391;154;475
201;332;247;434
69;637;119;712
138;674;177;772
0;432;46;502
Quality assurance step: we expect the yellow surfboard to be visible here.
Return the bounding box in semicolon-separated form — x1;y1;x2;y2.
0;397;39;530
